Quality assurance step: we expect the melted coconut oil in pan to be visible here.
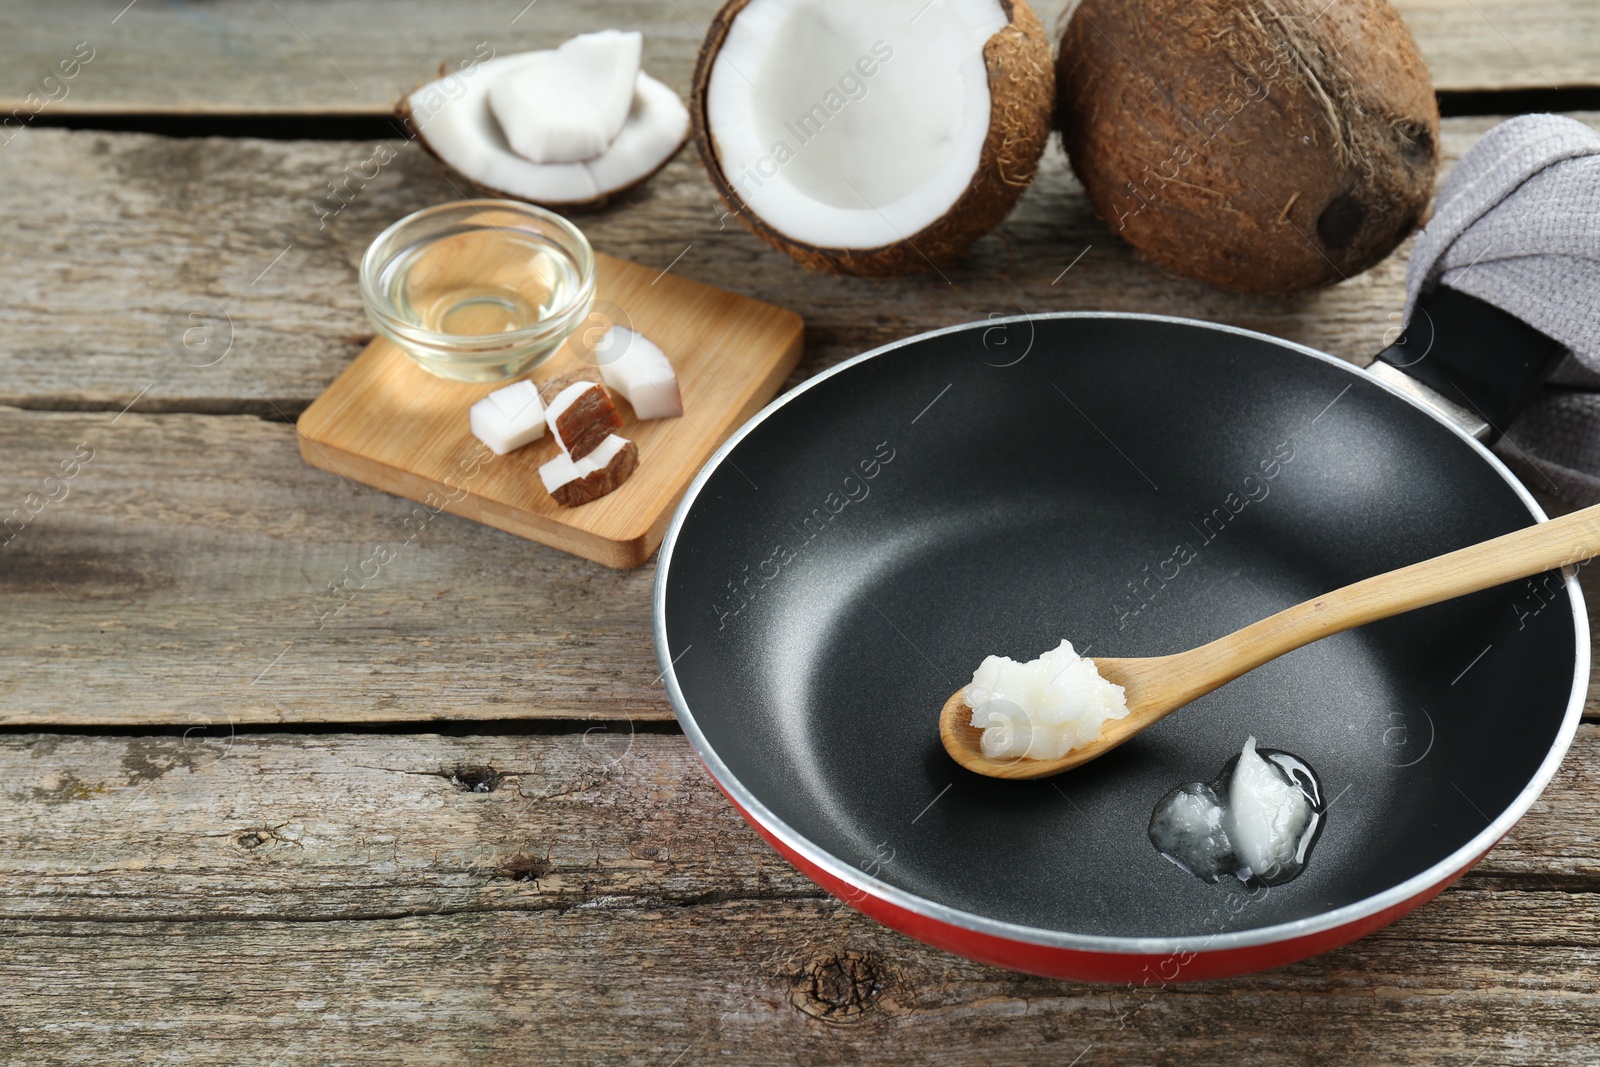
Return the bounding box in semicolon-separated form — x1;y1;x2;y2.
381;227;583;337
1148;737;1326;887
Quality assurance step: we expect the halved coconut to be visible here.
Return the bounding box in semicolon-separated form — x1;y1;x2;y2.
692;0;1053;275
402;49;690;209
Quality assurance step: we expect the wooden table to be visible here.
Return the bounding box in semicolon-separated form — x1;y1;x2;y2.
3;2;1597;1062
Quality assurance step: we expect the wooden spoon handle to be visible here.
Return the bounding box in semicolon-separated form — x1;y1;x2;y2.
1172;503;1600;701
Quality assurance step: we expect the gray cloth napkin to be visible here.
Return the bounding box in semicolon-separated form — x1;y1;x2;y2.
1403;114;1600;503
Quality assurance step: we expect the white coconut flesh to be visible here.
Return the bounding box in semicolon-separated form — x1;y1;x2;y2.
411;51;689;205
488;31;643;164
706;0;1006;249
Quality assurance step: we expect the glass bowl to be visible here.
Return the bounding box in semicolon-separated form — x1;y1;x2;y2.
359;199;597;382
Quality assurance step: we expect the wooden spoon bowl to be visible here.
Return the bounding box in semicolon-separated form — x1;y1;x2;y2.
939;656;1183;779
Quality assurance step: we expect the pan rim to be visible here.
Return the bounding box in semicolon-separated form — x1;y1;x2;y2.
653;310;1590;956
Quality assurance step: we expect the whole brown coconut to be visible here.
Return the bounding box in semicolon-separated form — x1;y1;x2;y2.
692;0;1056;276
1057;0;1440;292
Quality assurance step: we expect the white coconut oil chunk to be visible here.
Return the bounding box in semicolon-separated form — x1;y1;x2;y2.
705;0;1005;249
597;326;682;419
964;640;1128;760
1227;737;1312;879
1148;737;1324;886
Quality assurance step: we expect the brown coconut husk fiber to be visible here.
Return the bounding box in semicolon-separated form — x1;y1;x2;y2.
1057;0;1440;292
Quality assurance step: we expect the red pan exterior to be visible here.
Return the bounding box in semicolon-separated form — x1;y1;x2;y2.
716;775;1486;982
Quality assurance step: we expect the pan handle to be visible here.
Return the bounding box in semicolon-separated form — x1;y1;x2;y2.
1368;286;1567;443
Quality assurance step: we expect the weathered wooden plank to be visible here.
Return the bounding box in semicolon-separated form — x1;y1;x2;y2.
1396;0;1600;92
8;408;1600;728
0;409;672;726
3;896;1597;1066
0;0;1593;119
2;729;1597;1064
3;728;1597;918
0;0;720;115
4;116;1589;413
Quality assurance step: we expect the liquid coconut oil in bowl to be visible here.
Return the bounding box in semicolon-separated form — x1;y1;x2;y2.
360;199;596;382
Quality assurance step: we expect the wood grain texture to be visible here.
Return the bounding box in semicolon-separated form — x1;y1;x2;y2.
5;116;1592;414
2;727;1597;1064
1395;0;1600;91
0;409;674;726
7;410;1600;729
298;253;803;568
0;0;1593;117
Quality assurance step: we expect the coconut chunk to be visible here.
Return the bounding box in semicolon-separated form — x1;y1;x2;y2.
407;51;689;207
487;31;642;164
545;380;623;460
469;379;547;455
583;79;690;194
597;326;682;419
539;433;639;507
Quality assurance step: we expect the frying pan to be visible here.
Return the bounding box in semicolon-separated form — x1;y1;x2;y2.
652;290;1587;982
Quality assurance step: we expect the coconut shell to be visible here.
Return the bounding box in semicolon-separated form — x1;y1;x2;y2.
692;0;1055;276
1057;0;1440;293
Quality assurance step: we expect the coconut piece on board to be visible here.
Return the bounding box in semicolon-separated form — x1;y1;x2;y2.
598;326;682;419
545;380;623;460
468;379;546;455
538;433;639;507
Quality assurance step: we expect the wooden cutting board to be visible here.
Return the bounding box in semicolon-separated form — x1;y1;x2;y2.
296;252;803;568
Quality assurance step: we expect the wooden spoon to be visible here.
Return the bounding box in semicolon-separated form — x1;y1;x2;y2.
941;502;1600;780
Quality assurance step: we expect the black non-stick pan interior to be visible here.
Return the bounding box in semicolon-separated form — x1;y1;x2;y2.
660;315;1579;940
